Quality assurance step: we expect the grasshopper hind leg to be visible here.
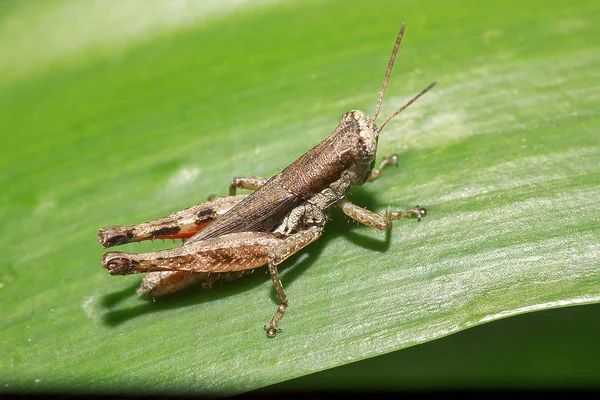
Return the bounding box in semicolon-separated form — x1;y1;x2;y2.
97;196;246;248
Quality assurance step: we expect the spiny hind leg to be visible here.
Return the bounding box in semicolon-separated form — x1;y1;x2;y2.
265;226;323;338
339;199;426;231
102;232;280;276
98;195;246;247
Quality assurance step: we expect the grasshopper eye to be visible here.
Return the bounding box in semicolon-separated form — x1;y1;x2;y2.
102;253;133;275
341;110;366;122
354;126;378;164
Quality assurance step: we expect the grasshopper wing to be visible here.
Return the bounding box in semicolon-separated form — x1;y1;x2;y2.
184;174;302;244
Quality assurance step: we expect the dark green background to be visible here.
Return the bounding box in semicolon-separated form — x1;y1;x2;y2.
272;304;600;390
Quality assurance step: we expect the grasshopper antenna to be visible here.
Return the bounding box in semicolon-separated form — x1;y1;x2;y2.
372;22;406;122
371;23;437;134
377;81;437;134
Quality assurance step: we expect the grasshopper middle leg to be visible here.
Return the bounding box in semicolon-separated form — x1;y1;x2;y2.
229;176;267;196
264;226;323;338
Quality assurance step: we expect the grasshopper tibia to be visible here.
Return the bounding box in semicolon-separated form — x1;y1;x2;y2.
387;206;427;221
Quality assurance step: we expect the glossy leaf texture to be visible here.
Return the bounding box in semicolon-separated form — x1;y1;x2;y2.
1;0;599;394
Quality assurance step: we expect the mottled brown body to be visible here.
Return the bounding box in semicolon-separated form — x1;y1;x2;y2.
98;23;435;337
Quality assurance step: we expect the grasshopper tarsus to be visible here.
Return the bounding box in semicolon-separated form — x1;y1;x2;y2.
386;206;427;222
98;23;435;337
369;154;400;181
265;326;280;338
229;176;267;196
266;329;277;338
265;303;287;338
412;206;427;221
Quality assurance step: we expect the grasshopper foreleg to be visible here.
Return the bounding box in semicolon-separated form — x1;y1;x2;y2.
368;154;399;181
229;176;267;196
265;226;323;338
339;199;426;230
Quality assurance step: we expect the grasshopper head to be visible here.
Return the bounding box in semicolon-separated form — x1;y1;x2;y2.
339;79;436;174
341;110;379;165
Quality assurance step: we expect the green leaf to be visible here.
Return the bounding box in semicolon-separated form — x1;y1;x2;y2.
1;0;599;394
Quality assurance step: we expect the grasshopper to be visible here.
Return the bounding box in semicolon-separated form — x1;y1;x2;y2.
98;23;436;337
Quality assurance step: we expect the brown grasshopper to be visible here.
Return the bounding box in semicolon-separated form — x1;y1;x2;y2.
98;23;436;337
